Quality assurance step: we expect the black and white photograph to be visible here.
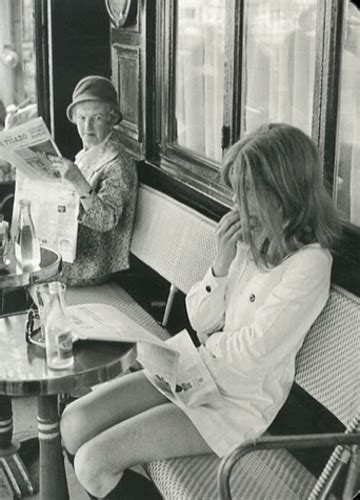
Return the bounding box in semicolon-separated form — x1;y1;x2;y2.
0;1;360;499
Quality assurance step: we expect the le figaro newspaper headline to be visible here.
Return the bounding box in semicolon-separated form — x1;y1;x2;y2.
0;117;78;263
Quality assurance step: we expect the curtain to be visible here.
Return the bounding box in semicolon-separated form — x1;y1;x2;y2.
175;1;225;162
242;0;317;136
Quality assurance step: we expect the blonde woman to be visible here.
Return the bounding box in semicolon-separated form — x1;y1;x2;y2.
60;123;340;499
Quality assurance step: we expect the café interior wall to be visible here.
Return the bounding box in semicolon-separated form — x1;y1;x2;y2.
50;0;111;160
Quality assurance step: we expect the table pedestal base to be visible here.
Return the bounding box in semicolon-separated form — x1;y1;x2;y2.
0;395;70;499
37;395;69;500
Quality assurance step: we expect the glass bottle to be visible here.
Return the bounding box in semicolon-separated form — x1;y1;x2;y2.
43;281;74;370
0;214;10;267
15;199;41;271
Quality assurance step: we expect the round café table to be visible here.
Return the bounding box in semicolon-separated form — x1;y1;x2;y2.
0;313;136;499
0;246;61;292
0;245;61;496
0;246;136;499
0;246;63;497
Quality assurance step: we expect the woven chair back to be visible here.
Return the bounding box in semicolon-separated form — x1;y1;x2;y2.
130;185;217;294
295;285;360;426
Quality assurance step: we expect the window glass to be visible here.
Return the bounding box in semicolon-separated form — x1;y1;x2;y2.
175;0;225;162
0;0;38;181
242;0;318;136
335;1;360;227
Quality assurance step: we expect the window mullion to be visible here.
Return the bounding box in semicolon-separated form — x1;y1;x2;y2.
223;0;244;148
315;0;344;193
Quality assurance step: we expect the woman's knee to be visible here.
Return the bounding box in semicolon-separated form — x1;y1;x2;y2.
60;400;88;454
74;440;124;498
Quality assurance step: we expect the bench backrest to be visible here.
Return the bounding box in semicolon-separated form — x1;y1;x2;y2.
130;184;217;294
295;284;360;427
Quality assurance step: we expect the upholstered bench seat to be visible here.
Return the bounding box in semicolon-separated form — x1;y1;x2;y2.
146;447;317;500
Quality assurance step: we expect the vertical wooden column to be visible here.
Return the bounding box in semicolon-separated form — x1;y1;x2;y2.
37;395;69;500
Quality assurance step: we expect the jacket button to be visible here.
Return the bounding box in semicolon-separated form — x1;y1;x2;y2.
205;285;211;293
249;293;255;302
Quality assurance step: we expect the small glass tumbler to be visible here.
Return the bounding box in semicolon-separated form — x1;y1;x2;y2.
35;281;74;369
34;282;65;343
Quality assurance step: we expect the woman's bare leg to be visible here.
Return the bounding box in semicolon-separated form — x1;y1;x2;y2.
74;402;213;498
60;370;168;455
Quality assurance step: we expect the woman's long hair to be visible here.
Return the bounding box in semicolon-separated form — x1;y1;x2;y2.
222;123;341;268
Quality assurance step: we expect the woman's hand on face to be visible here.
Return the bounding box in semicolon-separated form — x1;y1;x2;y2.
49;157;87;191
212;209;242;277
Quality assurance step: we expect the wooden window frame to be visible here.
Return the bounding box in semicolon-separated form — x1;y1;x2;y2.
155;0;242;205
153;0;360;271
34;0;51;129
315;0;360;267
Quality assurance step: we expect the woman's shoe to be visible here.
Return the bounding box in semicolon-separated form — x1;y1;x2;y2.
102;469;161;500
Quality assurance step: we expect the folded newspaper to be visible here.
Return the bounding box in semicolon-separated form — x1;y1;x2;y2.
0;118;79;263
0;117;62;181
67;303;220;407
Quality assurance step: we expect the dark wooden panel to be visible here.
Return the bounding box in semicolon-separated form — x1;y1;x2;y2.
0;181;15;227
50;0;111;159
109;0;157;159
111;30;141;45
138;160;228;221
34;0;50;128
112;44;142;141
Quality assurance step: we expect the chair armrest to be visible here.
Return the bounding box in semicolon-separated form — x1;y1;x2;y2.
218;431;360;500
